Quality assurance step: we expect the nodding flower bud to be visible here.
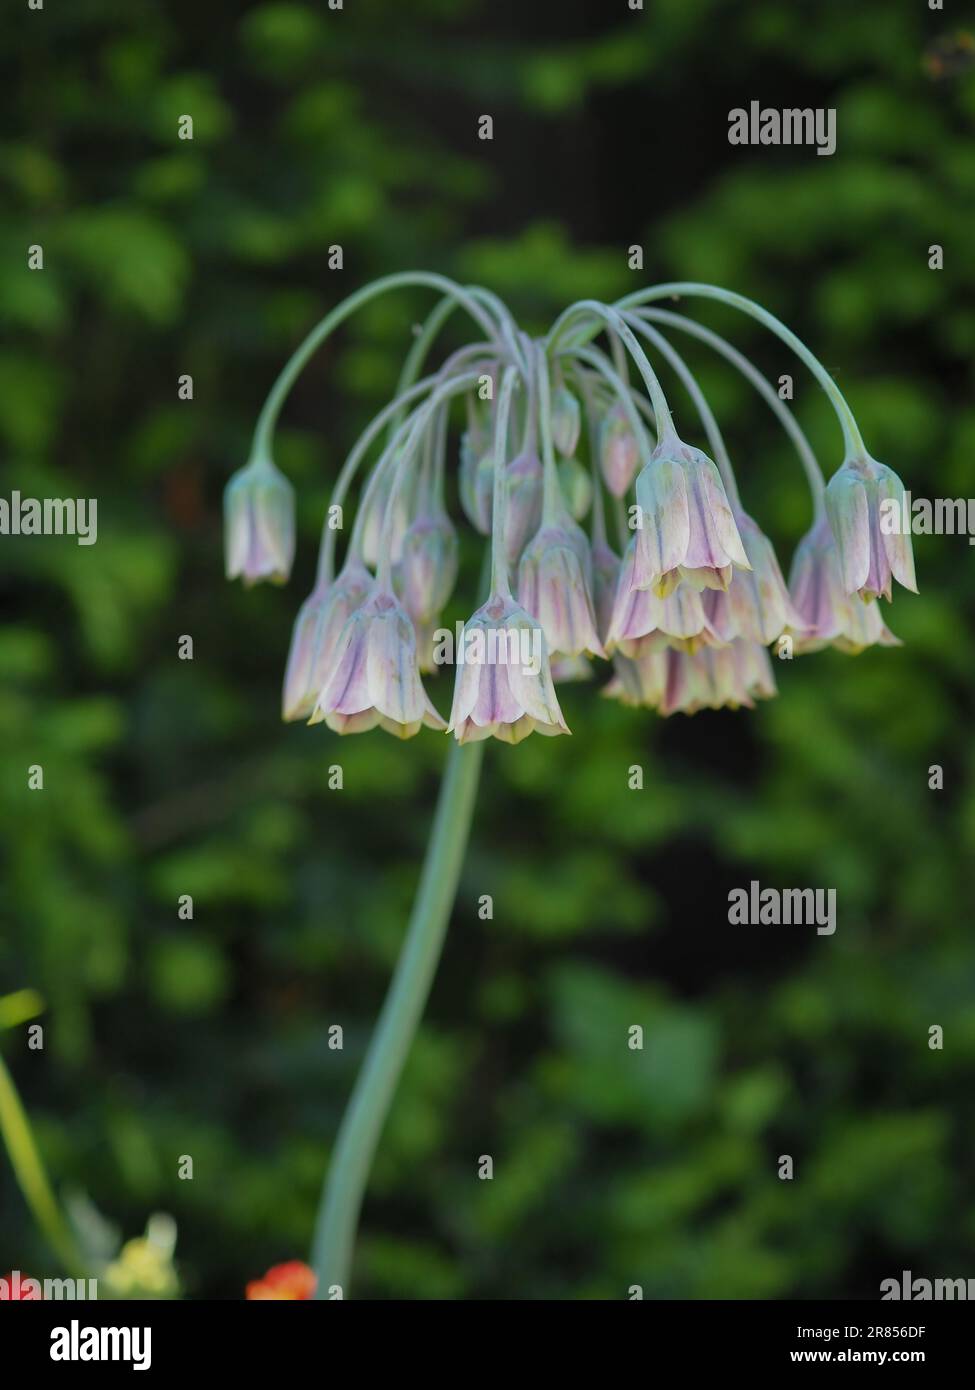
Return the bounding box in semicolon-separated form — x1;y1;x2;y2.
459;438;495;535
824;455;918;602
557;457;593;521
361;462;410;568
789;516;901;654
598;402;642;498
550;385;581;457
310;584;446;739
399;513;459;627
591;538;621;649
464;446;544;553
518;519;605;660
632;436;750;597
224;456;295;586
504;450;544;567
282;558;373;722
703;510;808;647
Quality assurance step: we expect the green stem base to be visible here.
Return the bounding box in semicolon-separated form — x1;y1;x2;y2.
310;738;485;1298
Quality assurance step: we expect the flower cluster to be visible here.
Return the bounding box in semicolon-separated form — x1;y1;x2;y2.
225;278;917;742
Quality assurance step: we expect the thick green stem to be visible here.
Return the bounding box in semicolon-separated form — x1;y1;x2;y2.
310;738;485;1297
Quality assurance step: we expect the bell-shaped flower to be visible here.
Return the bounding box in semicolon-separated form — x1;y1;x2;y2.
447;592;569;744
606;539;722;656
704;510;809;646
598;402;641;497
631;434;750;597
282;558;373;722
504;450;544;567
518;517;605;660
310;583;446;738
824;454;917;601
789;517;901;654
660;640;777;716
550;385;581;457
224;455;295;586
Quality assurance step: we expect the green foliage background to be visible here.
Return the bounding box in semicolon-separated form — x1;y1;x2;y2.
2;0;973;1298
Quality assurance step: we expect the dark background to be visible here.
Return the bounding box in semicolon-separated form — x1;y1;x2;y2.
2;0;974;1298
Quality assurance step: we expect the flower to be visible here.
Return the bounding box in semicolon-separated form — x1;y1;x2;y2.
282;559;373;721
518;519;605;659
462;448;544;560
598;402;642;497
360;461;411;567
103;1227;179;1299
503;450;544;566
606;539;722;655
399;514;459;627
224;456;295;586
631;435;750;596
602;649;669;708
550;384;581;457
557;457;593;520
824;454;918;601
703;510;809;646
246;1261;316;1301
551;655;594;682
591;537;621;648
459;439;495;534
310;584;446;738
660;640;777;716
397;511;459;673
447;592;569;743
789;516;901;653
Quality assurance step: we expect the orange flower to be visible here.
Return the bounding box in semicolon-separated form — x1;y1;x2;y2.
246;1261;316;1301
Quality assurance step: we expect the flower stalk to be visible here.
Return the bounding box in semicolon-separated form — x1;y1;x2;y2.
309;736;485;1296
